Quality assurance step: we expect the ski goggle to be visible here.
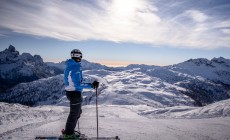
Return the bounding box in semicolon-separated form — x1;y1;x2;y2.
71;53;82;58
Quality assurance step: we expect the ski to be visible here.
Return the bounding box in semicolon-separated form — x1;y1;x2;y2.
35;135;86;140
85;136;120;140
35;136;120;140
35;132;87;140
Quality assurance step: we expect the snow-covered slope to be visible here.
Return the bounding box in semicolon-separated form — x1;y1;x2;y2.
139;98;230;119
173;57;230;85
0;69;195;107
0;102;66;135
0;102;230;140
140;58;230;106
0;45;62;92
85;69;194;107
0;75;65;106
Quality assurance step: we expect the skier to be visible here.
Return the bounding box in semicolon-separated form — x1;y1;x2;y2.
62;49;99;139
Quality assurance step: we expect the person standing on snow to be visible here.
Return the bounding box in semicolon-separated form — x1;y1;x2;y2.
62;49;99;138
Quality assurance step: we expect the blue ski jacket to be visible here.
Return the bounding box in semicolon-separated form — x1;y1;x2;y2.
64;59;92;92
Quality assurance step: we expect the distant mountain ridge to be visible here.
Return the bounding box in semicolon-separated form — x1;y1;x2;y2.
46;59;109;73
174;57;230;85
0;45;62;92
46;59;109;71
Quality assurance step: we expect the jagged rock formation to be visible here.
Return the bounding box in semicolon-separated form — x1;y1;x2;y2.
0;45;61;92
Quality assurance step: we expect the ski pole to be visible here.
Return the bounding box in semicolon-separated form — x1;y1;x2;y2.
96;87;99;140
78;121;80;132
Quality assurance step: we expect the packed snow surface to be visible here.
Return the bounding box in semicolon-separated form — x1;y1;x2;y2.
0;100;230;140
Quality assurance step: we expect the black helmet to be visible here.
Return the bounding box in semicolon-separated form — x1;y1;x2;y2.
71;49;82;62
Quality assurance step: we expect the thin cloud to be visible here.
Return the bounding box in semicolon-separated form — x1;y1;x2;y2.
0;0;229;49
222;29;230;35
185;10;208;22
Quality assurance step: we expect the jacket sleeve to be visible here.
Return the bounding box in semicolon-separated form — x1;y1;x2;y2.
71;65;92;89
80;68;93;89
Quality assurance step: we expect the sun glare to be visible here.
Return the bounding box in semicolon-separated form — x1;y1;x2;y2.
111;0;141;17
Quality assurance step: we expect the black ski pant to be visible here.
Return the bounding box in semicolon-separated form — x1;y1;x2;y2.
64;91;82;135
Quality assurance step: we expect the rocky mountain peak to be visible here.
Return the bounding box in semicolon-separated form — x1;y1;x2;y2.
211;57;230;66
4;45;19;55
7;44;16;51
0;45;20;64
186;58;211;66
0;45;61;91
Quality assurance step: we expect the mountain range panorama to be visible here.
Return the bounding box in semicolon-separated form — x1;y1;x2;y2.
0;45;230;107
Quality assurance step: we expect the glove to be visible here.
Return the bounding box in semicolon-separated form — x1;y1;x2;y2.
92;81;99;89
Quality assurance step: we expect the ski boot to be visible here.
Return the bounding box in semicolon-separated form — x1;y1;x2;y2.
61;129;80;140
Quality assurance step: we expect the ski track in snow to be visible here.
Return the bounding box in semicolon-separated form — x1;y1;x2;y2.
0;103;230;140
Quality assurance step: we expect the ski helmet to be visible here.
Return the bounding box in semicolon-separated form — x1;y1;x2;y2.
71;49;82;61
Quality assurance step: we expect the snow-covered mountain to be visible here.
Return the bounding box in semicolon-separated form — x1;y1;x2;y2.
0;45;62;92
1;59;230;107
144;57;230;106
173;57;230;85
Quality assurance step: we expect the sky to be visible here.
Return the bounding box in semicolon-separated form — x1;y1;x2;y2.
0;0;230;67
